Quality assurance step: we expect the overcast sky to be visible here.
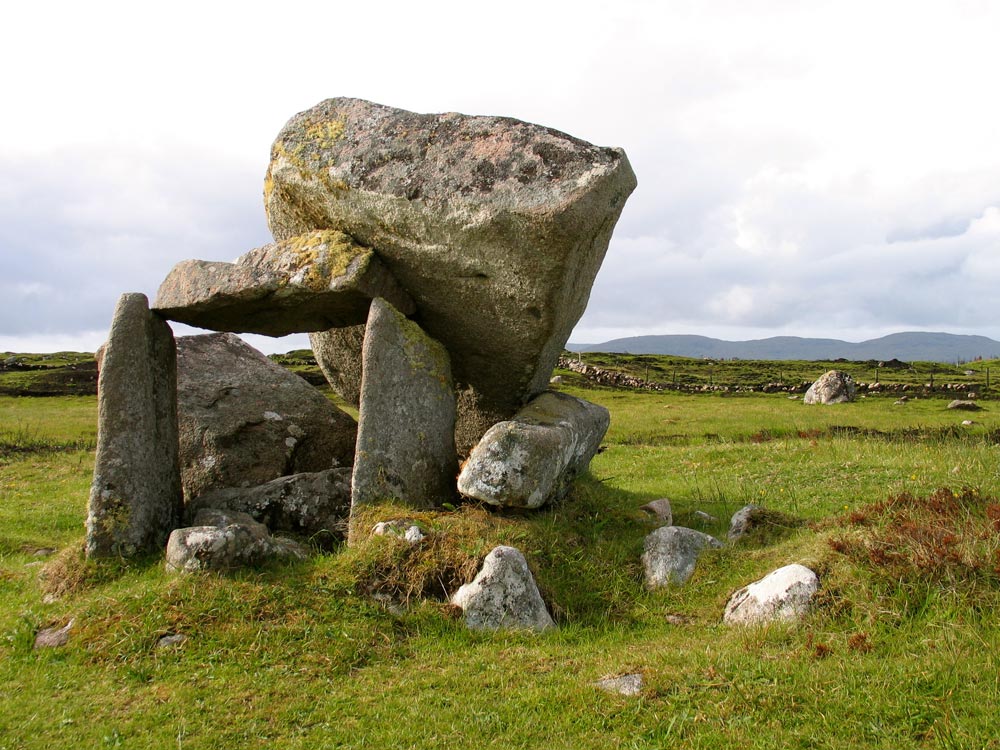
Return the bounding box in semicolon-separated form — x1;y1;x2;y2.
3;0;1000;353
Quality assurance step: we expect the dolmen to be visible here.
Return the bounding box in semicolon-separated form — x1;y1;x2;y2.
85;97;635;569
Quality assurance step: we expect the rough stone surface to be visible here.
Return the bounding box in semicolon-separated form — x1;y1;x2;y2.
642;526;723;588
947;399;983;411
187;468;351;543
176;332;356;500
372;520;426;544
728;505;766;542
803;370;856;405
351;298;457;509
594;673;644;697
723;563;820;625
154;230;414;337
34;620;74;649
156;633;187;648
451;546;554;631
457;391;609;509
87;293;182;558
264;97;636;453
309;324;366;406
639;498;673;524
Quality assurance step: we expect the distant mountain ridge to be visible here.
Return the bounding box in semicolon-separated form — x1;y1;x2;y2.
569;332;1000;363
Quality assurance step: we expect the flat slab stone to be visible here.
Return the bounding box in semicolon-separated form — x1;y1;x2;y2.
154;229;414;337
451;546;554;631
642;526;723;588
265;98;636;453
87;293;182;558
351;298;457;510
457;391;609;509
723;563;820;625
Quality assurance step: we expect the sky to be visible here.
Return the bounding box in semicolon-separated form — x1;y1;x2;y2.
3;0;1000;354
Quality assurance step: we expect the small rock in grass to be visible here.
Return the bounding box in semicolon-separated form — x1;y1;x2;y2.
961;420;976;426
723;564;819;625
728;505;766;542
947;400;983;411
34;619;74;649
639;498;673;524
594;673;644;696
156;633;187;649
451;546;554;632
642;526;723;588
372;520;426;544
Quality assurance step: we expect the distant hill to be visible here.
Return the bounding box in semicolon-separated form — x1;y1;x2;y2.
568;332;1000;363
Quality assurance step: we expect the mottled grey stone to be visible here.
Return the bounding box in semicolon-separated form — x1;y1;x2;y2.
87;293;182;558
723;564;820;625
371;519;426;544
803;370;856;405
265;98;636;453
947;399;983;411
154;230;414;337
309;323;366;407
176;332;356;500
451;546;554;631
594;673;644;696
457;391;609;509
351;298;457;510
728;505;766;542
641;526;723;588
34;620;74;649
639;498;673;524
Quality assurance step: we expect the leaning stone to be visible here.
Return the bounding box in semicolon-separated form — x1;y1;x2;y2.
450;546;554;631
265;98;636;454
642;526;723;588
351;298;457;511
594;673;644;697
34;620;74;649
723;564;819;625
639;498;673;524
309;324;366;407
728;505;765;542
154;230;414;337
803;370;856;404
947;400;983;411
176;332;356;500
87;293;182;558
187;468;351;543
457;392;609;509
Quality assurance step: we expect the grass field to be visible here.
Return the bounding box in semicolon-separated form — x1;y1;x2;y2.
1;376;999;748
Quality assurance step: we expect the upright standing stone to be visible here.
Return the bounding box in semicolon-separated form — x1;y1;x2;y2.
87;293;182;557
351;298;457;511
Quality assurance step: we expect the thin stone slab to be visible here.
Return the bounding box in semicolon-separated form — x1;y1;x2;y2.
265;98;636;453
457;391;609;509
154;230;414;337
451;546;554;631
351;298;457;510
87;293;182;558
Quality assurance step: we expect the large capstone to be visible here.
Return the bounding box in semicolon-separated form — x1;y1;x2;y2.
154;230;414;337
457;391;609;509
351;298;457;510
176;332;356;500
450;546;555;631
265;97;636;453
86;293;182;558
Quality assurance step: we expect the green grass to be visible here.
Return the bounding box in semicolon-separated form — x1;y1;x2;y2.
2;381;1000;748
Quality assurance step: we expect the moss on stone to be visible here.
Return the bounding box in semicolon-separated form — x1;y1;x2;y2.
279;230;368;292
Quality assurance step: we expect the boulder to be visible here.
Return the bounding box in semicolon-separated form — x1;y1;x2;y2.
451;546;554;631
803;370;856;405
34;620;74;649
264;97;636;453
728;505;766;542
639;498;673;524
154;229;414;337
594;673;644;697
176;332;356;500
723;563;819;625
641;526;723;588
309;324;366;407
351;298;457;511
86;293;182;558
186;468;351;543
947;399;983;411
457;391;609;509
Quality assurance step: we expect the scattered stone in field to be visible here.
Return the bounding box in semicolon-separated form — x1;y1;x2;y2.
34;619;73;649
309;324;366;407
893;396;909;405
372;520;426;544
947;400;983;411
641;526;723;588
351;298;457;511
968;392;978;399
30;547;57;557
154;230;415;337
723;563;819;625
961;420;976;426
664;613;692;626
451;546;555;631
787;395;800;400
803;370;856;405
594;673;644;697
549;375;564;385
176;332;356;500
639;498;673;524
265;97;636;454
457;392;610;509
728;505;765;542
691;510;718;526
156;633;187;649
87;292;183;559
186;468;351;544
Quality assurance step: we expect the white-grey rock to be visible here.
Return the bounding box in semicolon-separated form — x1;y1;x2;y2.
639;498;673;524
728;505;765;542
34;619;74;649
723;564;819;625
549;375;564;385
457;392;609;509
641;526;723;588
372;520;426;544
156;633;187;648
803;370;856;405
947;399;983;411
594;673;644;696
451;546;554;631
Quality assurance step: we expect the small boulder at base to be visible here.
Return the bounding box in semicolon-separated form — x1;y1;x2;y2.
457;391;610;509
309;324;366;407
723;564;819;626
451;546;554;631
351;298;457;511
87;293;182;558
642;526;723;588
947;400;983;411
34;620;74;649
728;505;766;542
154;230;414;337
176;332;356;500
803;370;856;405
639;498;673;524
165;508;306;573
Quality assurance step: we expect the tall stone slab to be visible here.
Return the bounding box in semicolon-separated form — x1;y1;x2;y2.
265;98;636;453
87;293;182;557
351;298;457;512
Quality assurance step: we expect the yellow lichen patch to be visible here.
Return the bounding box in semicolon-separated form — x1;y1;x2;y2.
305;119;346;150
280;230;367;291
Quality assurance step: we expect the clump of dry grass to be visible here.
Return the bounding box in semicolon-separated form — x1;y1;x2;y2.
37;540;90;599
